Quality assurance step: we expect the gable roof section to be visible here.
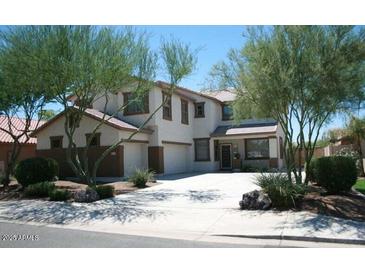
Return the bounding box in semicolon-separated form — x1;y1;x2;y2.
0;116;45;144
201;89;236;102
211;119;278;137
31;107;152;137
155;81;223;104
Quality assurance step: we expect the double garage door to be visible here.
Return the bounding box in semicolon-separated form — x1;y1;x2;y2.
163;144;190;174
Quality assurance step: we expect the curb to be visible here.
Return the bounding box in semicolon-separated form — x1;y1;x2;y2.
351;187;365;199
212;234;365;245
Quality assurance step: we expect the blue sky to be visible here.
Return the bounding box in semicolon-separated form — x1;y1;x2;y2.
133;25;246;91
2;25;349;136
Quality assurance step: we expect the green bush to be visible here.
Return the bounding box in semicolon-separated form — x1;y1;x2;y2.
93;185;115;199
334;147;362;176
306;158;318;183
128;169;155;188
241;165;260;172
15;157;59;187
24;181;56;198
256;173;307;209
312;156;357;194
49;189;71;201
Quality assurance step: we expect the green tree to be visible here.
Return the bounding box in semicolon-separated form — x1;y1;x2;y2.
5;26;197;185
209;26;365;184
0;27;52;186
346;116;365;176
38;109;57;120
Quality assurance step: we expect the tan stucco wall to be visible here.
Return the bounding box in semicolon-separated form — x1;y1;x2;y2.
36;115;149;150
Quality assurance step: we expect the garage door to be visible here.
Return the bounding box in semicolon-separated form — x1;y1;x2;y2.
164;144;189;174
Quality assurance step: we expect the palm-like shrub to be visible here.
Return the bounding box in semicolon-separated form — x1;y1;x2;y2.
256;173;307;209
128;169;155;188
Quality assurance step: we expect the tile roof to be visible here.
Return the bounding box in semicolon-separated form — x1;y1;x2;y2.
83;108;140;131
0;116;45;144
201;89;237;102
211;119;278;137
31;107;152;136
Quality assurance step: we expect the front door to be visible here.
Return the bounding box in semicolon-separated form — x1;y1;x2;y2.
220;144;232;169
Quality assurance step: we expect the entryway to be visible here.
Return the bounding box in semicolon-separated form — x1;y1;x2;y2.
220;144;232;169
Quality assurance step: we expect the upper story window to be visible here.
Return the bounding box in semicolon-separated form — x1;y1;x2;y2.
245;138;270;160
86;133;101;147
123;92;149;115
162;92;172;120
222;104;233;120
194;102;205;118
50;136;63;149
181;99;189;125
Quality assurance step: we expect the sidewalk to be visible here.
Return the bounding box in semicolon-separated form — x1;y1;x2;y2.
0;198;364;247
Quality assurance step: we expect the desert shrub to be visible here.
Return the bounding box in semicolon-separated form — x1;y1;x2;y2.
24;181;56;198
256;173;307;209
313;156;357;194
241;165;260;172
15;157;59;187
334;147;362;175
128;169;155;188
49;189;71;201
306;158;318;183
93;185;115;199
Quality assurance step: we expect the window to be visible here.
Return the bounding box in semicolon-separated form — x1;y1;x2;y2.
181;99;189;125
279;137;284;159
123;92;149;115
194;138;210;161
222;104;233;120
86;133;101;147
214;140;220;161
194;102;205;118
162;92;172;120
245;138;269;159
50;136;63;149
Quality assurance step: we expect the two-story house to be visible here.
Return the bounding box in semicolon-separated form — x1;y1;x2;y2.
31;81;285;178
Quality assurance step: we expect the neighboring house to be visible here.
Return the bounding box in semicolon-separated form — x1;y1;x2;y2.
0;116;44;175
31;81;286;178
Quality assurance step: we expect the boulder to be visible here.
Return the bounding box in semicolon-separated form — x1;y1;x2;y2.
74;188;100;203
239;190;271;210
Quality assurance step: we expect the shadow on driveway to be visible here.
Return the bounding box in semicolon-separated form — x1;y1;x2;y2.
0;189;224;225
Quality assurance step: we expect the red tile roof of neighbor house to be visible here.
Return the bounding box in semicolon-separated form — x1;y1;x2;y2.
0;116;45;144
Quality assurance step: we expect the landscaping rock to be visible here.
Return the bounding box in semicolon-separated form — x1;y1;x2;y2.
239;190;272;210
74;188;100;203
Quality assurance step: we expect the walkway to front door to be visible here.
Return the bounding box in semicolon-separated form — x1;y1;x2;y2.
220;144;232;169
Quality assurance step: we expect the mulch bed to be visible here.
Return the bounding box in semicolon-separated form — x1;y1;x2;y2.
0;180;159;201
298;185;365;222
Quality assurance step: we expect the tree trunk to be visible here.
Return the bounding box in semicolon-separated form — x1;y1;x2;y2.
2;140;21;188
357;138;364;177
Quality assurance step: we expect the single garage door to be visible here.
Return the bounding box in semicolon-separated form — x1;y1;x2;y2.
164;144;189;174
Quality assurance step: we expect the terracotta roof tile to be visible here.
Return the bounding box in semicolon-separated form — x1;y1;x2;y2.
0;116;45;144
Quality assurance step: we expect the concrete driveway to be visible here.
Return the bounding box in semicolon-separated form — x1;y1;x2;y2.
134;172;260;209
